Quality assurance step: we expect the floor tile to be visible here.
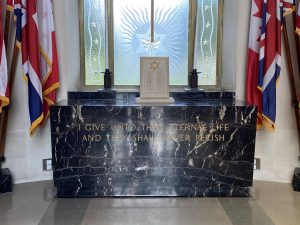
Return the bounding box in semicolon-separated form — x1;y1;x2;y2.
1;180;300;225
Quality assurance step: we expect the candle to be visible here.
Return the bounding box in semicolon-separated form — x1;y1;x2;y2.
193;3;199;70
105;0;109;69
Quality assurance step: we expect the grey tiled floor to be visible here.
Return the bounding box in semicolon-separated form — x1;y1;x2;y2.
0;181;299;225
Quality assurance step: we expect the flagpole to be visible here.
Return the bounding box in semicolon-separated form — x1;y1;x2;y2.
190;1;201;90
193;4;199;70
4;10;12;46
0;42;19;162
292;11;300;80
282;20;300;160
105;0;109;70
102;0;112;90
0;6;15;167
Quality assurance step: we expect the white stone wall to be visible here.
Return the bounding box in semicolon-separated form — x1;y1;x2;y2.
1;0;300;184
222;0;300;183
2;0;80;183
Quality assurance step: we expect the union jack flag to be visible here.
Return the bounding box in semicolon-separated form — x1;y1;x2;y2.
246;0;295;129
0;2;9;112
14;0;44;135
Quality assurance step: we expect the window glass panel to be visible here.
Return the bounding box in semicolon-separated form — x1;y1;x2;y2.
84;0;106;85
114;0;189;85
196;0;219;86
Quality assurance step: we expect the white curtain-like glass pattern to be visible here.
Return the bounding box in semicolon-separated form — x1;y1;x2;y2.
84;0;106;85
196;0;218;86
83;0;219;86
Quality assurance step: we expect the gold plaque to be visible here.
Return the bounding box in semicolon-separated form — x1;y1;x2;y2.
136;57;174;103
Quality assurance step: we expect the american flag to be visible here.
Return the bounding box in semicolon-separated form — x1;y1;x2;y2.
246;0;295;129
14;0;44;135
0;2;9;113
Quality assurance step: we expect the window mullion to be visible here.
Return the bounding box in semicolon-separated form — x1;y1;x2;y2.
108;0;115;87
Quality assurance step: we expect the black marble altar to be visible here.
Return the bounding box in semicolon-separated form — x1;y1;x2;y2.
293;167;300;192
68;91;236;101
50;91;257;198
0;168;12;194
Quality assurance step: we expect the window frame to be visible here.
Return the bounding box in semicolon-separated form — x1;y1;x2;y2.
79;0;223;91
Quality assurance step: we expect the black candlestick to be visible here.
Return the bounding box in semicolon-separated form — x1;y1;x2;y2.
0;156;5;176
0;155;12;194
102;69;112;90
190;69;201;89
293;168;300;192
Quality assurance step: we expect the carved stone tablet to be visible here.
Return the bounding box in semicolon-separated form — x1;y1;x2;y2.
136;57;175;103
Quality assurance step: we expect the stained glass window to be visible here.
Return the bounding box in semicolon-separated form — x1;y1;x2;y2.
82;0;220;87
83;0;106;86
114;0;189;85
196;0;219;86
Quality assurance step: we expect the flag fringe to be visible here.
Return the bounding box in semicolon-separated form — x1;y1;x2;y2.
41;111;50;126
29;114;44;136
44;96;55;105
23;74;28;82
256;113;263;129
0;96;10;112
6;5;14;12
43;82;60;96
42;69;52;86
39;46;52;68
257;86;263;92
255;105;276;130
16;41;21;50
283;7;295;17
262;114;276;130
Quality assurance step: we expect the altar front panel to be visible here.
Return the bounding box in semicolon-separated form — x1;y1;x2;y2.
50;93;256;198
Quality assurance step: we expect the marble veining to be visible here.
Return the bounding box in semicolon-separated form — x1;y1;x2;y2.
50;92;257;198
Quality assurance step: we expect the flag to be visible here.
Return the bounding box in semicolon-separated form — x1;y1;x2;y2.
257;0;282;129
37;0;60;123
0;2;9;113
296;1;300;35
15;0;44;135
246;0;264;127
6;0;14;12
246;0;295;129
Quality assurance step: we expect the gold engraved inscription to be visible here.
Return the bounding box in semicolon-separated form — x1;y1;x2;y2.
80;123;231;143
196;134;225;142
82;135;102;142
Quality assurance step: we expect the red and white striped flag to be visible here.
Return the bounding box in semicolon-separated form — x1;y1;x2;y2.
14;0;60;134
246;0;264;127
0;3;9;113
15;0;44;134
37;0;60;123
